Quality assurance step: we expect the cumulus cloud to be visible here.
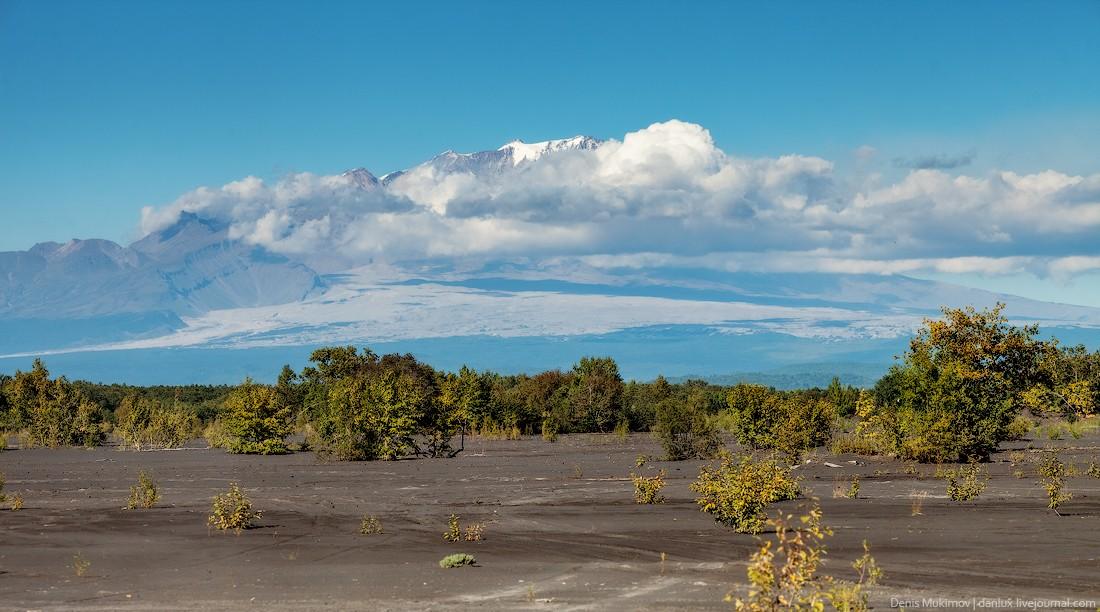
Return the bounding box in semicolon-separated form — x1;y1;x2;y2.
137;120;1100;279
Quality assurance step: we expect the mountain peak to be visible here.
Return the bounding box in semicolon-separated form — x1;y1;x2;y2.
497;135;601;166
340;167;381;189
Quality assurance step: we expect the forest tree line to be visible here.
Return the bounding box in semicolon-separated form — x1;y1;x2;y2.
2;304;1098;463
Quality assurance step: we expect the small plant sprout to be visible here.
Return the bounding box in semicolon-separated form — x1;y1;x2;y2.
1009;451;1026;467
910;490;928;516
439;553;476;568
613;419;630;440
635;454;649;468
73;553;91;577
945;463;987;502
1088;462;1100;479
463;522;485;542
846;476;861;499
572;464;584;479
10;493;24;511
360;514;383;535
127;470;161;510
208;483;261;532
443;513;461;542
442;513;484;541
1037;453;1072;514
631;470;666;504
729;505;882;610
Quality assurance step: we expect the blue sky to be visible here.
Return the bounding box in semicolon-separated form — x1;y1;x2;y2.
2;1;1100;303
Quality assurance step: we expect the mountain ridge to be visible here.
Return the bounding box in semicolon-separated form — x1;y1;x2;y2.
3;132;1100;382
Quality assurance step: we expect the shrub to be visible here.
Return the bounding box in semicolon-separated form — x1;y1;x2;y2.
0;472;18;510
613;419;630;441
726;383;780;448
944;463;988;501
360;514;383;535
770;396;836;460
846;477;860;499
1087;462;1100;479
727;384;834;460
690;453;800;533
202;419;233;449
208;483;261;532
439;553;476;568
2;360;106;448
127;470;161;510
443;513;461;542
829;434;881;456
72;553;91;577
223;379;293;455
114;395;198;450
833;390;896;457
477;422;521;440
441;513;485;541
1005;414;1034;441
655;397;721;460
463;523;485;542
1037;454;1072;514
729;506;882;611
631;470;666;504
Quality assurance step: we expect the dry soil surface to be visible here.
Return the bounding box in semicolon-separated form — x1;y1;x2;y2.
1;433;1099;610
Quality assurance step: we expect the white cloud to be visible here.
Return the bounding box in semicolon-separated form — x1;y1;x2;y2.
137;120;1100;279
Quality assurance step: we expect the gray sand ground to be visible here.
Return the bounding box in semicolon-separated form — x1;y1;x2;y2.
1;433;1098;610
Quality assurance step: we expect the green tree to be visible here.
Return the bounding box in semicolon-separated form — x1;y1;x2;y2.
520;370;571;437
312;355;437;460
223;378;292;455
1021;342;1099;419
622;375;672;431
869;304;1046;462
431;366;484;456
2;359;105;447
274;365;304;420
825;377;859;417
567;356;624;432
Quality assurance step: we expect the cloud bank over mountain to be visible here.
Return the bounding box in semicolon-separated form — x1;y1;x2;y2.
7;119;1100;382
137;120;1100;280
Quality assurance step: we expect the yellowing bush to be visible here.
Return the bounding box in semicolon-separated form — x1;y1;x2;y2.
690;453;800;534
208;483;261;532
631;470;666;504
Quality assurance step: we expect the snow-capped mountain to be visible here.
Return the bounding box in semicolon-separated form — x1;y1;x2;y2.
4;132;1100;383
498;135;602;166
382;135;602;183
340;167;382;190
